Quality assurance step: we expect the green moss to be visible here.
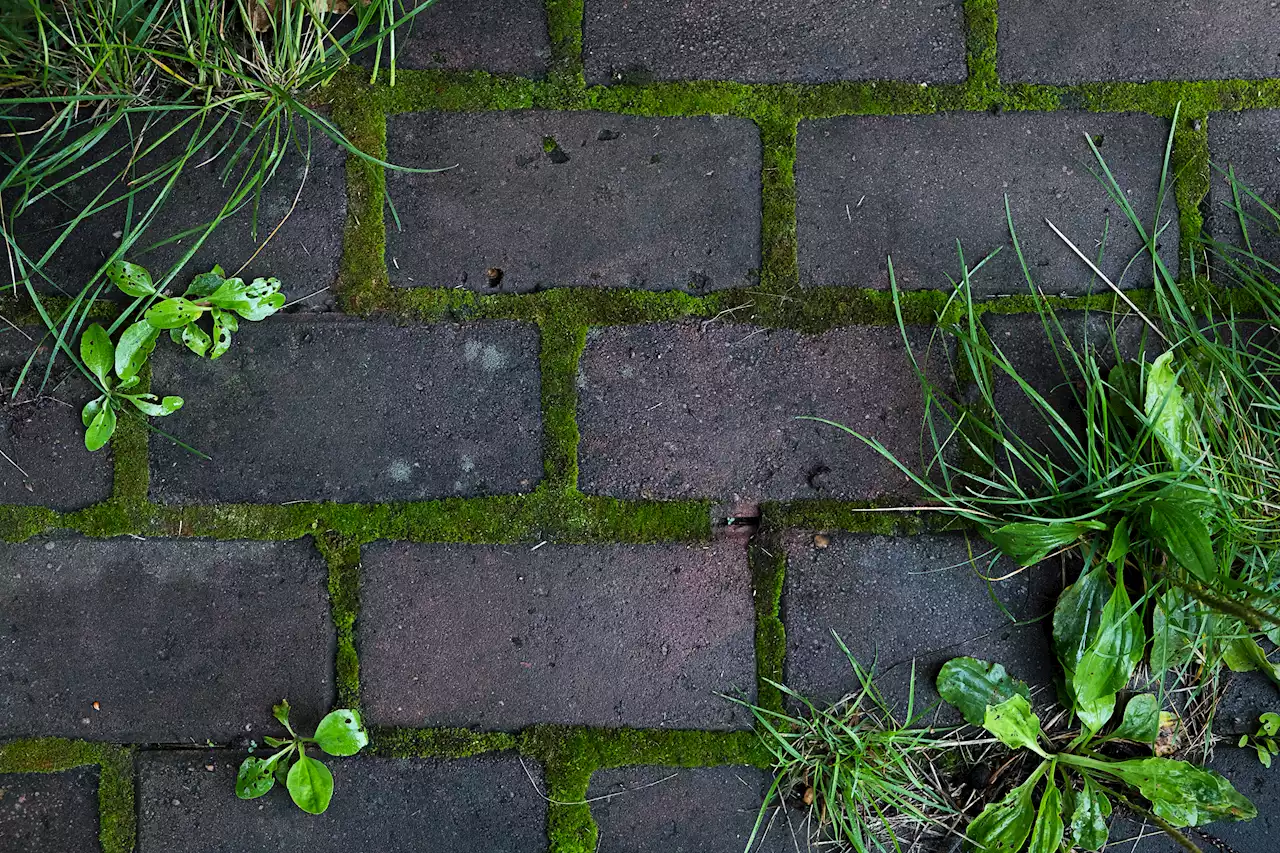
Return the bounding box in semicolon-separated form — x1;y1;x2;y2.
1173;114;1210;279
964;0;999;101
540;322;587;490
109;364;151;503
0;505;57;541
370;726;518;758
319;535;363;709
749;539;786;714
333;96;388;316
0;739;135;853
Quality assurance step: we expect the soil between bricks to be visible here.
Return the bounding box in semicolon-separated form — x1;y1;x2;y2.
0;537;334;742
138;751;547;853
0;767;101;853
358;540;757;730
385;111;761;293
149;317;543;504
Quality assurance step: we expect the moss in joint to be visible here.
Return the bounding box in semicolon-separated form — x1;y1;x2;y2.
540;322;588;491
318;533;363;709
749;537;787;715
370;726;517;759
0;738;135;853
964;0;999;102
1172;113;1211;281
333;96;389;316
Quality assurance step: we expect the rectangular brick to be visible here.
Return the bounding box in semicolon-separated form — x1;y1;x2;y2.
1209;110;1280;272
0;768;100;852
589;766;789;853
392;0;550;75
139;752;546;853
797;113;1177;296
999;1;1280;83
0;537;334;742
385;112;760;292
359;540;756;730
577;322;950;502
783;533;1060;719
583;0;966;84
1;332;113;510
149;318;542;504
2;112;344;307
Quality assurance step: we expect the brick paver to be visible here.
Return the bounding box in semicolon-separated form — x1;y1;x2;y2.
394;0;550;76
783;533;1060;719
1208;110;1280;272
149;318;542;504
577;322;950;502
359;539;756;730
0;334;113;509
999;0;1280;83
589;765;790;853
583;0;966;84
0;537;333;741
385;112;761;292
797;112;1177;295
138;752;547;853
0;768;100;852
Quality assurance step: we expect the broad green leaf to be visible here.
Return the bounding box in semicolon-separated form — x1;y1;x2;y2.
938;657;1032;727
1145;350;1193;467
983;520;1107;567
1223;637;1280;686
1027;777;1064;853
983;694;1045;755
84;403;116;451
1151;589;1198;677
210;308;235;359
125;394;183;417
273;699;292;731
1106;517;1130;565
263;736;289;748
314;709;369;757
1261;713;1280;737
1076;695;1117;736
235;755;278;800
1097;757;1256;826
1110;694;1160;743
105;260;155;297
114;321;160;382
286;753;334;815
1146;500;1217;583
1053;566;1113;678
185;266;226;298
1072;567;1143;724
80;324;114;386
1068;776;1111;851
965;768;1039;853
145;297;205;329
81;396;105;428
182;321;212;357
209;275;284;321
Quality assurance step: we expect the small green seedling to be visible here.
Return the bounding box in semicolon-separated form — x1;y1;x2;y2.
79;260;284;450
1238;713;1280;768
236;700;369;814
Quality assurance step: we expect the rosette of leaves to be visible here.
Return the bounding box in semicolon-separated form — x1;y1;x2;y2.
78;260;285;450
937;657;1255;852
1238;713;1280;768
236;700;369;815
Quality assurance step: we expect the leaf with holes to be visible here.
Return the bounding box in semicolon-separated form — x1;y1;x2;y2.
1068;775;1111;851
965;767;1041;853
80;324;114;387
146;297;205;329
84;403;116;451
314;709;368;757
182;321;212;357
125;394;183;417
114;321;160;382
106;259;155;297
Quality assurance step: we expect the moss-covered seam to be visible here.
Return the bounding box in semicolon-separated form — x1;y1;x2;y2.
540;322;587;490
332;94;390;316
749;535;787;715
109;361;151;504
318;533;363;709
0;738;135;853
964;0;999;104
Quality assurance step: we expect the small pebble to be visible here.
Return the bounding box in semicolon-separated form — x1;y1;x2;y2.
813;534;830;549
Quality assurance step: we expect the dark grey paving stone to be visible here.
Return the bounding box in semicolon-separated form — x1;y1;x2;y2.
359;540;756;730
0;330;113;509
1208;110;1280;274
0;767;100;852
983;311;1156;467
2;110;344;307
0;537;333;742
392;0;550;75
999;0;1280;83
583;0;966;85
589;765;792;853
577;322;950;502
139;751;546;853
1106;746;1277;853
149;317;542;504
1217;670;1280;737
385;111;760;293
783;533;1062;720
797;112;1178;296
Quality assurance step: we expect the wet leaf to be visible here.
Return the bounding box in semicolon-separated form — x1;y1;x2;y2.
286;753;333;815
314;709;369;757
106;260;155;297
938;657;1031;727
984;520;1107;567
1109;693;1160;743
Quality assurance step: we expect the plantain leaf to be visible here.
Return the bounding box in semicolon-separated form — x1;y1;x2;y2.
105;259;155;297
80;323;114;387
983;520;1108;567
1068;775;1111;851
1146;499;1217;584
938;657;1032;727
1097;757;1256;827
1072;567;1144;729
1109;693;1160;743
114;320;160;382
1027;776;1064;853
286;753;334;815
313;709;369;757
964;767;1040;853
983;694;1045;754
